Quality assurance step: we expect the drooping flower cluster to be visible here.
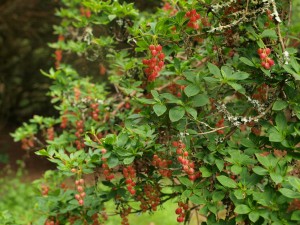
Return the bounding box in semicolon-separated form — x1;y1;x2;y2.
258;48;275;69
143;44;165;81
185;9;201;29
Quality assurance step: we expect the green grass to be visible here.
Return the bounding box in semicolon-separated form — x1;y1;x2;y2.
0;166;180;225
104;199;179;225
0;164;39;225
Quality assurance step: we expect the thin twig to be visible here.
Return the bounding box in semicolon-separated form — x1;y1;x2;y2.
197;126;228;135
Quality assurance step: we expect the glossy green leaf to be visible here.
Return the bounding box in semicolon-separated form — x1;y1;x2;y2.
217;175;237;188
234;204;251;214
184;84;200;97
169;106;185;122
153;104;167;116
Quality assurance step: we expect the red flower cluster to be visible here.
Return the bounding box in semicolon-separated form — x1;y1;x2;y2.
216;118;225;134
41;184;49;196
47;127;55;141
137;183;161;212
162;2;178;16
74;178;86;206
120;206;131;225
21;136;34;150
80;7;91;18
90;103;99;120
143;44;165;81
174;141;201;181
258;48;275;69
175;202;189;223
185;9;201;29
123;165;137;195
152;154;172;177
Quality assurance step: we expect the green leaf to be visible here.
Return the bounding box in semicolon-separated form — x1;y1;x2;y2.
272;100;288;111
117;133;128;147
270;172;283;184
207;62;221;77
252;166;268;175
184;84;200;97
123;156;135;165
228;71;250;80
35;149;49;157
216;175;237;188
283;65;300;80
249;211;260;222
234;189;245;199
291;210;300;221
107;156;119;168
185;107;197;119
212;191;225;202
200;167;212;177
153;104;167;116
108;14;116;21
215;159;224;172
255;154;272;169
191;94;209;107
231;165;242;174
288;176;300;192
240;57;255;67
227;81;245;94
169;106;185;122
189;195;206;204
151;90;160;99
182;190;192;198
260;29;277;39
269;127;285;142
279;188;300;198
275;112;287;131
234;204;251;214
178;176;193;187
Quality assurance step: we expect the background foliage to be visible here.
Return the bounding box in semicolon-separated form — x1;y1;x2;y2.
5;0;300;224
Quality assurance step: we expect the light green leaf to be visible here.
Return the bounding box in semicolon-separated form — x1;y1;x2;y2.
288;176;300;192
182;190;192;198
153;104;167;116
169;106;185;122
249;211;260;222
240;57;255;67
178;176;193;187
279;188;300;198
184;84;200;97
231;165;243;174
234;204;251;214
200;167;212;177
260;29;277;39
217;175;237;188
123;156;135;165
185;107;197;119
212;191;225;202
108;14;117;21
215;159;224;172
275;112;287;131
191;94;209;107
207;62;221;77
291;210;300;221
107;156;119;168
269;127;285;142
189;195;206;204
228;71;250;80
272;100;288;111
227;81;246;94
270;172;283;184
252;166;268;175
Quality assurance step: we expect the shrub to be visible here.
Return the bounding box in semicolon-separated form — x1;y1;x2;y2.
12;0;300;224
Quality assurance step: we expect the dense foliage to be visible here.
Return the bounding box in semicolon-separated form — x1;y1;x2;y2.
12;0;300;224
